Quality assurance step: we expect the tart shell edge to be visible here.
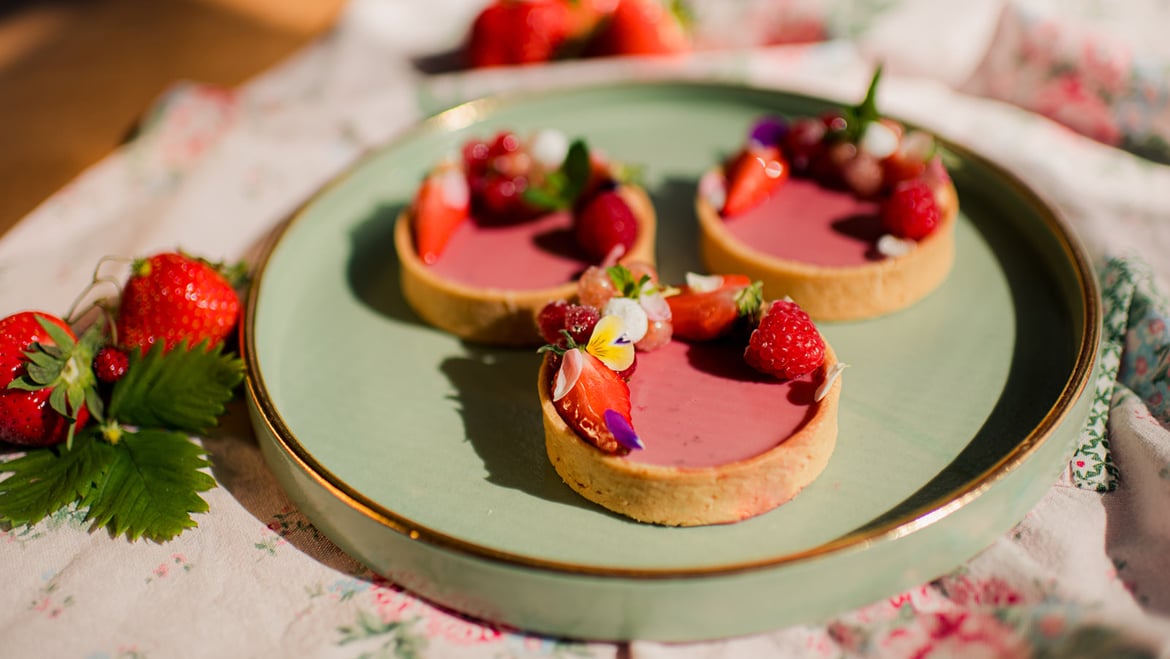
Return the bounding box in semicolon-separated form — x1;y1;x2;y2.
695;179;958;322
395;184;658;346
538;343;841;527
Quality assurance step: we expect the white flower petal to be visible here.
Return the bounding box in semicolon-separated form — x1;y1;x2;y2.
639;289;672;322
528;129;570;170
552;349;583;402
603;297;649;343
685;272;723;293
860;121;898;159
877;234;917;258
815;362;848;402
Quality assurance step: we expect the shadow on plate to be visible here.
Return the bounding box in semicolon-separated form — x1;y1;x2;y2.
847;167;1078;535
439;348;603;514
650;176;704;281
345;202;430;329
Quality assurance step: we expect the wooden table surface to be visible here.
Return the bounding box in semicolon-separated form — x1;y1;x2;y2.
0;0;347;240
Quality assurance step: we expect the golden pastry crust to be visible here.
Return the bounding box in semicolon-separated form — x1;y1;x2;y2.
695;179;958;321
395;184;657;346
539;344;841;526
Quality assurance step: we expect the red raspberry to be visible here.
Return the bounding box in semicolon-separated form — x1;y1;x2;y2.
744;300;825;380
537;300;570;345
574;190;638;262
94;346;130;383
562;304;601;345
881;178;940;240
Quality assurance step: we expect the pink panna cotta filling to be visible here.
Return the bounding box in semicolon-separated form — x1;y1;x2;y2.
718;176;886;267
623;339;821;468
427;211;592;290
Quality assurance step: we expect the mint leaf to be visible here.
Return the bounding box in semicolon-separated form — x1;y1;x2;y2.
108;341;244;434
559;139;591;203
0;430;114;528
522;139;592;210
606;264;651;299
81;429;215;542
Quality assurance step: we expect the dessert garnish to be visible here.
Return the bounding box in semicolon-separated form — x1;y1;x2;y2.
704;66;954;252
537;264;832;457
0;251;246;542
409;129;644;266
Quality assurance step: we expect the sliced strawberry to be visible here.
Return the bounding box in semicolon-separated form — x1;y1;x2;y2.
465;0;574;68
584;0;689;57
667;274;762;341
412;166;470;265
574;189;638;262
551;348;639;454
721;144;789;217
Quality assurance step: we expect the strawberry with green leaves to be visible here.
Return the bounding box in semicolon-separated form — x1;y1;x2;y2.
667;273;763;341
116;252;243;354
0;312;100;447
0;249;248;543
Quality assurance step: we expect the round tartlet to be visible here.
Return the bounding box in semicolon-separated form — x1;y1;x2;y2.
537;342;841;527
395;183;657;346
696;179;958;322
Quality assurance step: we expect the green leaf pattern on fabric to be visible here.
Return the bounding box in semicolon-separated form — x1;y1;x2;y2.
1074;257;1170;491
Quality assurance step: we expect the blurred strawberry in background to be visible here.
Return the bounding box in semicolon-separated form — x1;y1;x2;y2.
583;0;689;58
464;0;691;68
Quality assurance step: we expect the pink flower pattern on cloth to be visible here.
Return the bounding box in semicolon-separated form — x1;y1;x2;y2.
963;1;1170;164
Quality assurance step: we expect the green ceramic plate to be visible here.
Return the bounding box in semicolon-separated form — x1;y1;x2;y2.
244;82;1100;641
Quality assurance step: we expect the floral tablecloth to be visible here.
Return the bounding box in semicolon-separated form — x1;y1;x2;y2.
3;1;1170;657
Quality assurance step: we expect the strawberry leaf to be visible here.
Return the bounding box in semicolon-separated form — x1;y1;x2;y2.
107;341;244;435
0;429;114;528
80;429;215;542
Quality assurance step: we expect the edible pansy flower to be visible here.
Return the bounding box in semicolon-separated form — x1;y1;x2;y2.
585;314;635;372
603;297;648;343
605;409;643;450
550;315;634;402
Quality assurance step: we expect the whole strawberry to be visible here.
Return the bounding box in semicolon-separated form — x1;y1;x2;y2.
584;0;690;57
465;0;573;68
744;299;825;380
0;311;96;446
116;253;242;353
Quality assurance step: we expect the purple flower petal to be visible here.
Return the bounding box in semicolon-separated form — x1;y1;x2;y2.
604;409;643;450
749;116;789;148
